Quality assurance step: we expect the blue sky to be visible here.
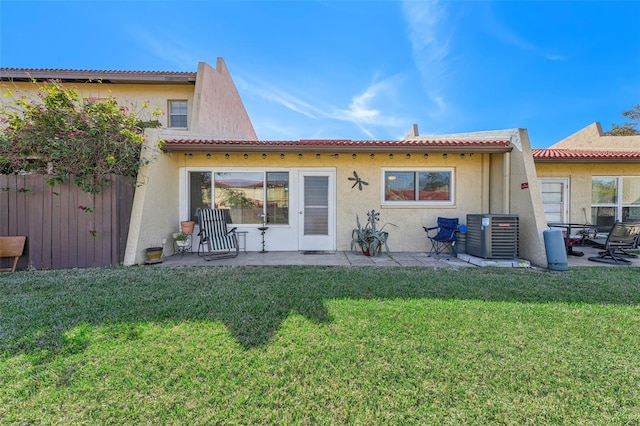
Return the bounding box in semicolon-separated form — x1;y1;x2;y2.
1;1;639;148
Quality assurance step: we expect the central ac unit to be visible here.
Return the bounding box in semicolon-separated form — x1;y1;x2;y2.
466;214;519;259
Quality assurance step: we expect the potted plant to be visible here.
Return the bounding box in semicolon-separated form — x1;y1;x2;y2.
173;232;190;247
145;246;163;263
180;221;195;234
350;209;396;256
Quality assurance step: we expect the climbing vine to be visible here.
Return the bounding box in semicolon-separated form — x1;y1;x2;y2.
0;80;163;193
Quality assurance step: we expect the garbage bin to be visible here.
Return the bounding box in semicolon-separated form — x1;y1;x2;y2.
455;225;467;254
544;228;568;271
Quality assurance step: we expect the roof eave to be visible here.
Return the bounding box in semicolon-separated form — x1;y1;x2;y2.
0;70;197;85
534;158;640;163
161;144;512;154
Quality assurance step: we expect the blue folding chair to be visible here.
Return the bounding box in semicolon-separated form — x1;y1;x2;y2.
423;217;459;259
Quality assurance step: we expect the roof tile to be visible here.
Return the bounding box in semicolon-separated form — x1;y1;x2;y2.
532;149;640;161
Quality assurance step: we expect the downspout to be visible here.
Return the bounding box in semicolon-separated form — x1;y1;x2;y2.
503;151;511;213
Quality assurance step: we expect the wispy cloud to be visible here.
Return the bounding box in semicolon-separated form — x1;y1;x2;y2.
129;28;200;70
402;0;453;118
237;71;407;140
480;6;566;61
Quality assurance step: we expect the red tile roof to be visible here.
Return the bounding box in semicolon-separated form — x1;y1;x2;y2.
532;149;640;162
162;138;512;153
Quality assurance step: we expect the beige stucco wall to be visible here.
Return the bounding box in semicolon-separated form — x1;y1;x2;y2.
124;59;259;265
551;122;640;150
190;59;258;139
0;81;195;129
169;150;489;253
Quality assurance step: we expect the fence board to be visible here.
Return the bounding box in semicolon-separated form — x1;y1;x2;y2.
0;174;134;270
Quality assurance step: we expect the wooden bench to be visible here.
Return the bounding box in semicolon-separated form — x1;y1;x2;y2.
0;236;26;272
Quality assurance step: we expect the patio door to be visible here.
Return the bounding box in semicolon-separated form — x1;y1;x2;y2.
539;178;569;223
298;171;335;251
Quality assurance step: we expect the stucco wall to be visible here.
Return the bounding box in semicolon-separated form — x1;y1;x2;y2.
551;122;640;150
190;59;258;139
0;81;195;129
124;129;180;265
174;151;499;253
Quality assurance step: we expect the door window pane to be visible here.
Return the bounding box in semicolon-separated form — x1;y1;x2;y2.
266;172;289;224
214;172;263;224
189;172;211;222
304;176;328;235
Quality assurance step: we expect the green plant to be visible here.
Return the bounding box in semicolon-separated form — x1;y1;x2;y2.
350;209;396;256
0;80;162;194
174;232;189;242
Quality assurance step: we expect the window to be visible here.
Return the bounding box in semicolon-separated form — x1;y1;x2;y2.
168;100;188;128
383;169;454;205
591;176;640;227
188;171;289;225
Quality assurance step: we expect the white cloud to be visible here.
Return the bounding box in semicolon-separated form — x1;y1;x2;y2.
402;0;452;117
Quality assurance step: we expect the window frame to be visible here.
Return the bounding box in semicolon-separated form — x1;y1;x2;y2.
186;168;290;226
168;99;188;128
381;167;455;206
591;175;640;224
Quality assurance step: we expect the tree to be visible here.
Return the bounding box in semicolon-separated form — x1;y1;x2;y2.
604;104;640;136
0;80;162;193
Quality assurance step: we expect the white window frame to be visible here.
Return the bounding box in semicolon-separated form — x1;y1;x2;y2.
184;167;291;227
168;100;188;128
592;176;640;223
381;167;455;207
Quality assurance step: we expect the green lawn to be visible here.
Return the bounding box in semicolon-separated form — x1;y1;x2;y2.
1;266;639;424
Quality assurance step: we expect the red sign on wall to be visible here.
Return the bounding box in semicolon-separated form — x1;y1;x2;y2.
521;182;529;189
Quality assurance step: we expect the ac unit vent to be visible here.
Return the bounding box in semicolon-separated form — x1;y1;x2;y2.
466;214;519;259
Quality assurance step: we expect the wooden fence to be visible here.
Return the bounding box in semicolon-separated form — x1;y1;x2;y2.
0;174;135;270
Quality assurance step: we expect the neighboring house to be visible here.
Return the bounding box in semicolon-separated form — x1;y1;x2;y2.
533;123;640;230
1;58;258;267
1;59;550;267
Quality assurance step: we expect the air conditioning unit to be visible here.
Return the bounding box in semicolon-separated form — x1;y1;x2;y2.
466;214;519;259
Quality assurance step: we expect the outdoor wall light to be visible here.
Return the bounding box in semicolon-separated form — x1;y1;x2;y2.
460;153;465;159
206;153;211;159
423;153;429;159
280;154;285;159
262;153;267;159
370;153;375;159
243;154;249;159
316;153;321;159
298;153;303;159
187;153;193;158
352;153;357;159
389;154;394;159
225;153;230;159
406;153;411;159
442;153;448;159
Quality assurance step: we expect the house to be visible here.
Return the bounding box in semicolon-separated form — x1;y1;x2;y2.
159;126;548;266
1;59;550;268
533;123;640;229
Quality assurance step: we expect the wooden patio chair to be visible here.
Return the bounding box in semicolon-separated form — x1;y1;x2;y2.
196;208;239;261
0;236;27;272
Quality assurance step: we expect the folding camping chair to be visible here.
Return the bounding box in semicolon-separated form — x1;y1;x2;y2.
588;221;640;265
423;217;459;259
196;208;239;260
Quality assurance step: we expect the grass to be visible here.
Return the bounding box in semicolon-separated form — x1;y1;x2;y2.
1;265;639;424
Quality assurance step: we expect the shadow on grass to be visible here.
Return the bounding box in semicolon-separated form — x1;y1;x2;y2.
1;265;638;356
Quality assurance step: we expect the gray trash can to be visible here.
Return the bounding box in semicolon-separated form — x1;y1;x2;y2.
544;228;568;271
